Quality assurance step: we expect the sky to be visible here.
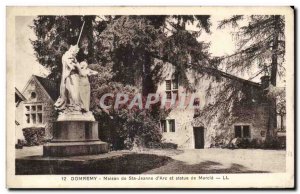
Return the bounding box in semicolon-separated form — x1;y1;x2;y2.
15;15;259;90
15;16;50;90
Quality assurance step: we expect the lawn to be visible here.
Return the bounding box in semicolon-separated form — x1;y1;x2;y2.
15;146;286;174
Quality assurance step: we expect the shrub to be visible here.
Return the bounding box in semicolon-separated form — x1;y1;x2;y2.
91;80;165;150
22;127;46;146
226;137;284;150
236;138;251;149
15;139;27;149
147;142;178;149
263;138;285;149
248;139;263;149
96;108;162;150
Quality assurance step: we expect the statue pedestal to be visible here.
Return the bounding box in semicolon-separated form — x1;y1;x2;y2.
43;121;109;157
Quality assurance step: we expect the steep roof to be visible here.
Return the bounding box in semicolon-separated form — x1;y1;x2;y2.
15;87;26;101
33;75;59;101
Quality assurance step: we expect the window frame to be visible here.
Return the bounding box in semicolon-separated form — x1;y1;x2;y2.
234;124;251;138
24;103;44;126
161;119;176;133
165;78;179;101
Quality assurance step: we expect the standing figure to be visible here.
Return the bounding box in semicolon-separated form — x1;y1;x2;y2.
77;61;98;111
54;45;98;121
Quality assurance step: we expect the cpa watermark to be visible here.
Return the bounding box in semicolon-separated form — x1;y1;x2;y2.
99;92;200;110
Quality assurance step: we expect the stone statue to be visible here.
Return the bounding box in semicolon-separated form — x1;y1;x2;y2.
54;45;98;121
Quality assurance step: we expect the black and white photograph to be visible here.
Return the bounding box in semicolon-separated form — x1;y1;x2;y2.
6;6;294;189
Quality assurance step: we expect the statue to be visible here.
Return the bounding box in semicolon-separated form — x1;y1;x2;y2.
54;44;98;121
44;19;109;157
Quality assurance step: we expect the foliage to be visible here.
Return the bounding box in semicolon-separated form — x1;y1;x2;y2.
147;142;178;149
219;137;285;150
218;15;285;85
88;65;162;150
22;127;46;146
217;16;285;136
263;137;286;149
15;139;27;149
31;15;212;149
31;15;212;92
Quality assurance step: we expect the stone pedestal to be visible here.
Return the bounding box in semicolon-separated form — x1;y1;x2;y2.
43;121;109;157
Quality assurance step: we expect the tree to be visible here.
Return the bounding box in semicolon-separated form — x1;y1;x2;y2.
30;15;212;148
218;15;285;138
98;15;212;95
31;16;100;81
88;63;163;149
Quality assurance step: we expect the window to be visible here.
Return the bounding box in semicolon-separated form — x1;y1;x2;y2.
193;98;201;118
161;119;175;133
234;125;251;138
168;120;175;132
25;114;30;124
243;126;250;138
161;120;167;132
165;78;179;100
37;113;43;123
172;79;178;89
37;105;43;111
166;80;171;90
24;104;43;125
31;92;36;99
32;114;36;124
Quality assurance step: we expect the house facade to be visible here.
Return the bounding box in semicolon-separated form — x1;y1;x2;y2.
15;69;284;149
15;75;59;143
156;62;277;149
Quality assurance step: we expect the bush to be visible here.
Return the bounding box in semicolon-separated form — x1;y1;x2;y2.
147;142;178;149
22;127;46;146
96;109;162;150
237;138;251;148
263;138;285;149
225;137;284;150
91;80;165;150
15;139;27;149
248;139;263;149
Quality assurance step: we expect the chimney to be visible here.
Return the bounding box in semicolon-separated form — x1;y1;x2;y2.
260;75;270;89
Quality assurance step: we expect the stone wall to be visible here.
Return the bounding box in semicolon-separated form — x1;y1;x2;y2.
156;62;270;149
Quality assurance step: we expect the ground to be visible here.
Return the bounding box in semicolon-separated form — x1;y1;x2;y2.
142;148;286;174
16;146;286;174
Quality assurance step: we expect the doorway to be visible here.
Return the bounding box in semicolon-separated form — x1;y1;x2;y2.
193;127;204;149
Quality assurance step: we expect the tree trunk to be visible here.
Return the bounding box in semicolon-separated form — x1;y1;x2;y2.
267;15;280;140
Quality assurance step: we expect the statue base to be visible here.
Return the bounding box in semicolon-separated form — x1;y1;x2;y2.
56;111;95;121
43;141;109;157
43;121;109;157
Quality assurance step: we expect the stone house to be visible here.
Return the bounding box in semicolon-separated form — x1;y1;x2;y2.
156;62;280;149
15;69;284;149
15;75;59;143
